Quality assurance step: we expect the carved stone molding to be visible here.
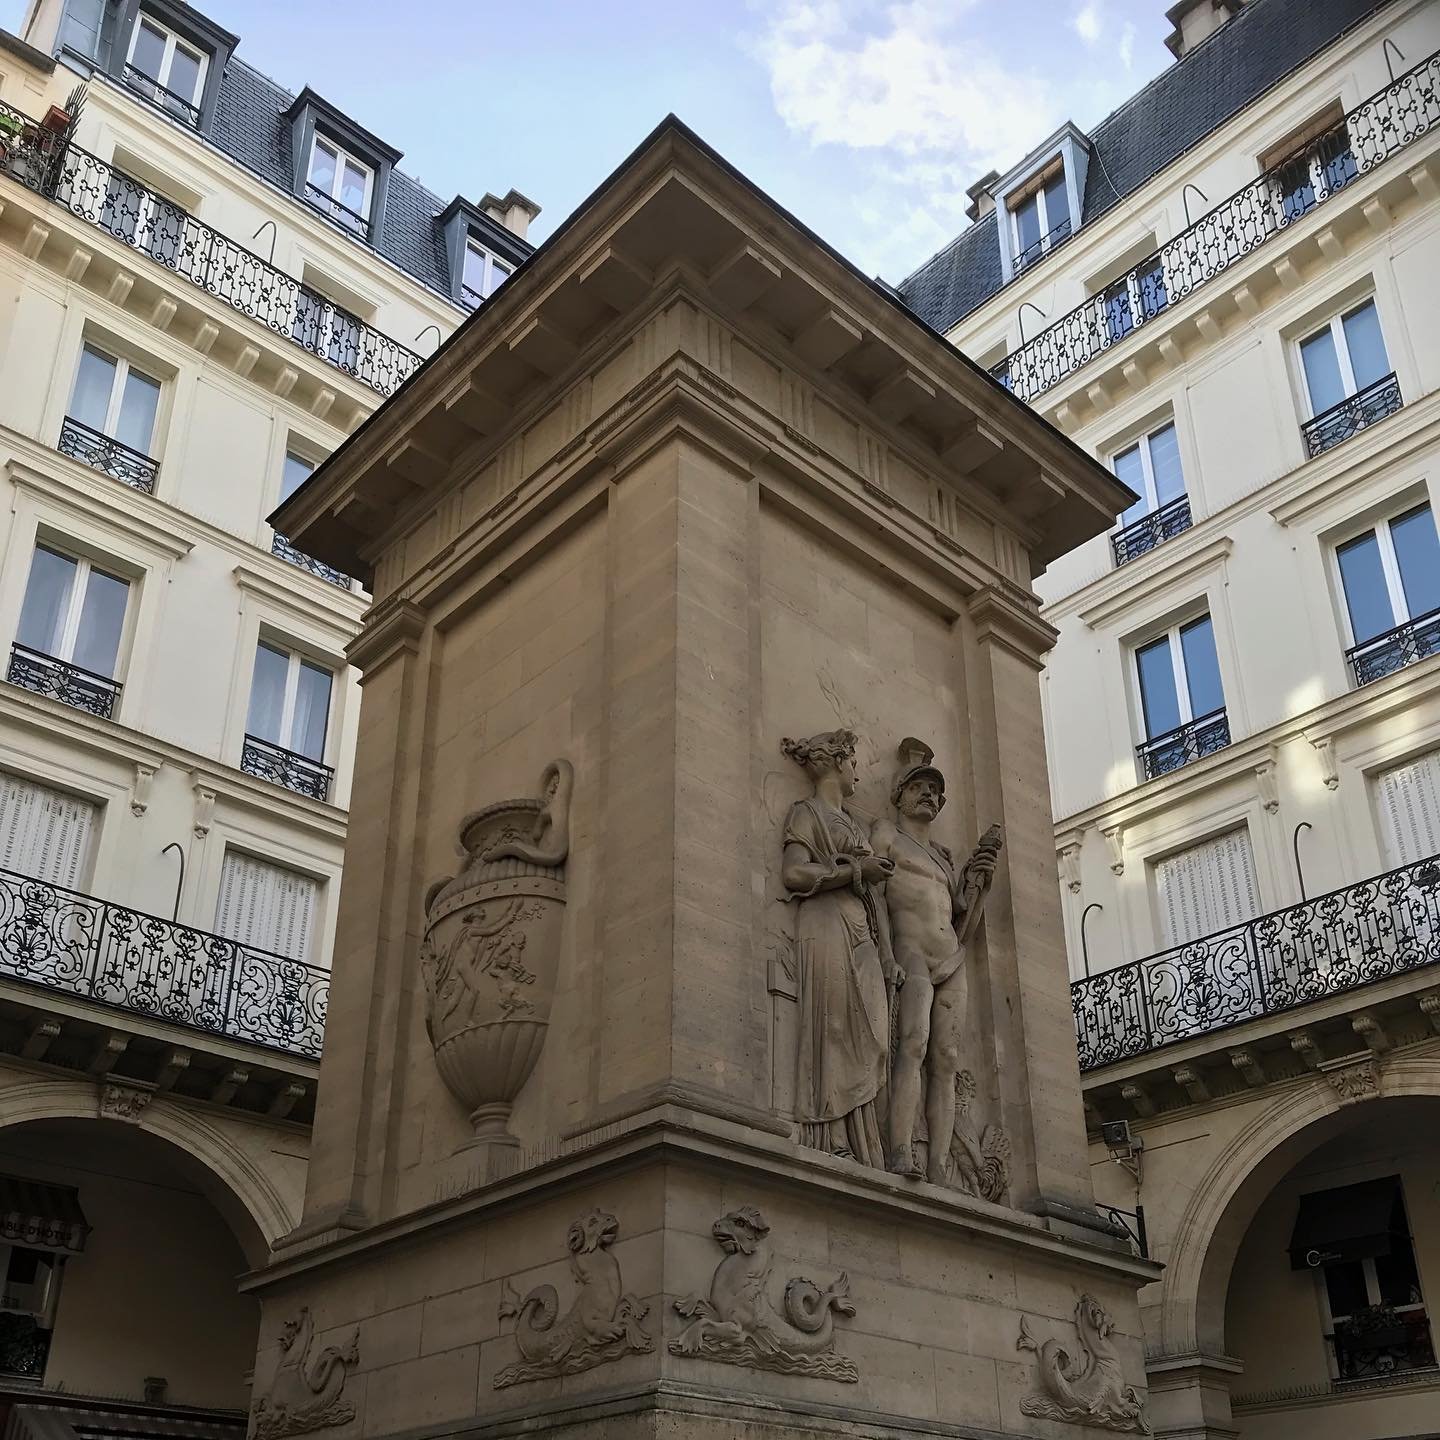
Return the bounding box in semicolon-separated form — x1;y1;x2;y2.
1103;825;1125;875
1311;736;1339;790
1322;1055;1380;1102
670;1207;858;1382
1058;833;1084;893
1017;1294;1150;1433
252;1307;359;1440
130;762;156;817
494;1209;652;1387
99;1079;154;1123
1255;757;1279;814
190;779;216;838
422;759;572;1153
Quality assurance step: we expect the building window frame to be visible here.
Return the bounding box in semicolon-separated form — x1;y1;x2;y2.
460;237;513;308
1110;419;1191;565
1295;296;1402;458
1009;162;1072;273
1132;611;1230;780
123;11;207;123
305;134;374;237
241;637;337;801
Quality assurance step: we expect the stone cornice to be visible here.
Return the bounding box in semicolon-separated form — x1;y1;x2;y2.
232;562;362;648
968;585;1058;669
346;597;426;679
1077;537;1233;631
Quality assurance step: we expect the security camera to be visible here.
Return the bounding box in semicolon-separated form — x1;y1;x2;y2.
1101;1118;1143;1183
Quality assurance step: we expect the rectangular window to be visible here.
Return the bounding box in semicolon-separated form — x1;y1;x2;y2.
461;240;513;308
1010;165;1070;272
306;137;372;235
1153;828;1260;948
214;851;319;963
1114;422;1186;528
16;546;129;679
1298;300;1401;457
0;773;97;887
1270;114;1357;225
246;642;332;763
124;14;206;123
1376;750;1440;869
1337;503;1440;684
279;451;316;505
62;344;162;493
1134;614;1229;778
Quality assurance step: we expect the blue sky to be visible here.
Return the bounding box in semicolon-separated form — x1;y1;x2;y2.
3;0;1176;281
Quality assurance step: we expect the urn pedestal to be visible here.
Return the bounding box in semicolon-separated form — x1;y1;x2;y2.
250;119;1155;1440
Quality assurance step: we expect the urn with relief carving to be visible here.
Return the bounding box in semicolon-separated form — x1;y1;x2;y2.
421;759;572;1151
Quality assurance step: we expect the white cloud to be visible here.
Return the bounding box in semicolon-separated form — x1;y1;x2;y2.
1073;2;1103;45
1119;21;1137;67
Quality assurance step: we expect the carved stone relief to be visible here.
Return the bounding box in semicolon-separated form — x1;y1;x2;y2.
670;1207;857;1382
1017;1294;1150;1433
494;1208;652;1387
421;759;572;1152
252;1308;359;1440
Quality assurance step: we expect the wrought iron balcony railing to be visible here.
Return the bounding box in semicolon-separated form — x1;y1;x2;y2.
0;863;326;1059
1072;851;1440;1071
6;643;121;719
1302;371;1403;458
0;101;421;397
271;532;352;589
1111;494;1192;566
121;65;202;127
241;734;334;802
995;50;1440;404
1136;706;1230;781
1013;216;1073;274
57;414;159;492
303;182;370;238
1347;607;1440;687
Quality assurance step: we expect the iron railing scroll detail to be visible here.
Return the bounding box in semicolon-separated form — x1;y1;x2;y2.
241;734;334;802
121;65;202;127
1136;707;1230;781
1072;852;1440;1071
0;864;327;1058
1347;607;1440;687
1013;216;1073;274
1302;372;1403;458
992;51;1440;404
1111;494;1193;566
0;99;421;397
271;532;352;589
57;414;159;492
6;643;121;718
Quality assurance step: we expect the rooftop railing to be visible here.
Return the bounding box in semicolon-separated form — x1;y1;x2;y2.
1072;851;1440;1071
0;864;327;1059
0;100;422;397
996;50;1440;404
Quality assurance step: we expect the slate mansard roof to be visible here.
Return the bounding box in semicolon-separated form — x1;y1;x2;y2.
897;0;1393;336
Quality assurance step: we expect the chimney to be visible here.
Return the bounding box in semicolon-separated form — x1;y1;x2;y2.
1164;0;1245;60
965;170;999;223
480;188;542;241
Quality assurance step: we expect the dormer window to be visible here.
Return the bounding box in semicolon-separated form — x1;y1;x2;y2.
1010;162;1071;273
461;240;513;308
306;137;373;237
1262;103;1358;227
125;14;206;125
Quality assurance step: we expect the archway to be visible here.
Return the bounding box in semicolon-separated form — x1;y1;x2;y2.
0;1113;266;1411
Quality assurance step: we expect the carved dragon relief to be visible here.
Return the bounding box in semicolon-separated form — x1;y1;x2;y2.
252;1307;359;1440
669;1207;858;1382
1017;1294;1151;1433
494;1208;652;1387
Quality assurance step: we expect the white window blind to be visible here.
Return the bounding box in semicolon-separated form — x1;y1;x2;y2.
214;852;318;963
1155;828;1261;948
0;773;97;888
1377;751;1440;868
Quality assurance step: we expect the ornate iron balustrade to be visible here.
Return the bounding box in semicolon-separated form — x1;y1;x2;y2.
1302;371;1403;458
1111;494;1192;566
6;643;121;719
271;532;352;589
57;414;158;492
1072;851;1440;1071
0;863;327;1059
996;51;1440;404
0;100;421;396
121;65;202;127
1347;607;1440;687
304;182;370;238
1135;707;1230;781
241;734;334;802
1013;216;1073;274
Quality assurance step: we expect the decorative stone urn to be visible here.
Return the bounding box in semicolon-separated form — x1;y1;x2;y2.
420;759;572;1152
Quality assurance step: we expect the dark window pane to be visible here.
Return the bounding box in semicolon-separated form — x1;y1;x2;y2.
247;643;288;743
1338;530;1396;643
1149;424;1185;506
1343;301;1390;391
1391;505;1440;622
291;660;332;761
1042;172;1069;237
1180;616;1224;717
1015;195;1041;256
1137;637;1181;738
1325;1259;1370;1320
72;566;128;677
131;18;165;80
17;547;77;656
70;346;116;432
1374;1234;1422;1308
1302;327;1346;414
281;452;315;504
1114;444;1147;527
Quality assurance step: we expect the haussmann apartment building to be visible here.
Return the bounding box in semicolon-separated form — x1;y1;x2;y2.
0;0;535;1422
898;0;1440;1435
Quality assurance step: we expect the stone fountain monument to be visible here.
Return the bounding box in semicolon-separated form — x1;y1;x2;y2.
251;118;1155;1439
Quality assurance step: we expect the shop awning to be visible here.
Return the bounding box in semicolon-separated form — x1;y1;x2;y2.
1288;1175;1404;1270
0;1174;89;1255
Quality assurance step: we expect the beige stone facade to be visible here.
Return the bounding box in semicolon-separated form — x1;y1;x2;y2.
263;116;1152;1439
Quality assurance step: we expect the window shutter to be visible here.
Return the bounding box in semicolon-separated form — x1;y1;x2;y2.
1376;750;1440;868
1155;828;1260;947
0;774;97;888
214;851;318;963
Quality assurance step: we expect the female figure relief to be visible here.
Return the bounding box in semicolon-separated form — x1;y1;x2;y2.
780;730;894;1168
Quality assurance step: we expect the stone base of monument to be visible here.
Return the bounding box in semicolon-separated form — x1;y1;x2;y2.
252;1108;1151;1440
